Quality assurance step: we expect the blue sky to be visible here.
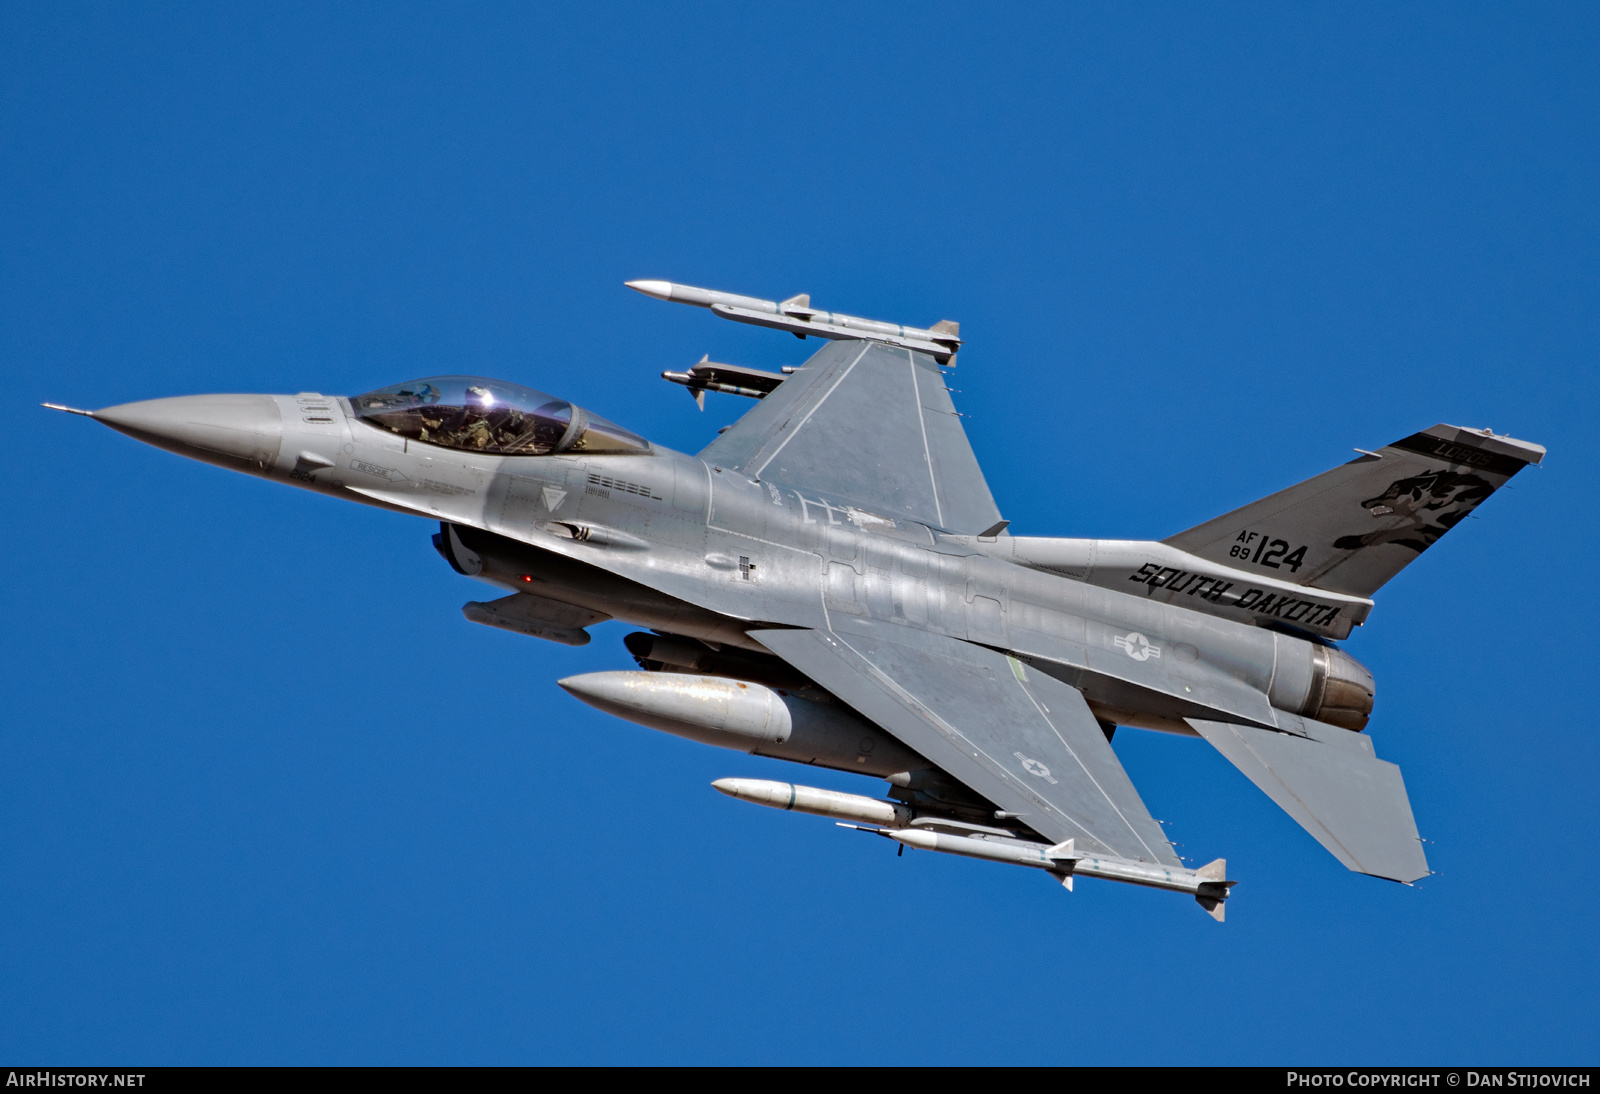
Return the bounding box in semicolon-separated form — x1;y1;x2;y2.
2;3;1596;1064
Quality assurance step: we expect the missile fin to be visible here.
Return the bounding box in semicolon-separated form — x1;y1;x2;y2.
1046;838;1079;861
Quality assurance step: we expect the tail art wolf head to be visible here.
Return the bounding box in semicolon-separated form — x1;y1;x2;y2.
1332;469;1493;554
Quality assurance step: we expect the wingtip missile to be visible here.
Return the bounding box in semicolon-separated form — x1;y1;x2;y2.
624;279;674;301
1194;858;1233;921
886;828;1235;917
624;280;773;311
624;278;963;363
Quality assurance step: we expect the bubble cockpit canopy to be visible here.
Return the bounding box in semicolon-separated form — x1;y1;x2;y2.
350;376;650;457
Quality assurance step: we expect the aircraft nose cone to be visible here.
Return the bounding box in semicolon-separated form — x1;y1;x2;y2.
94;394;284;472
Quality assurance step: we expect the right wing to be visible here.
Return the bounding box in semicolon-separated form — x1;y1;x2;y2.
751;618;1180;866
697;340;1002;535
1188;717;1429;883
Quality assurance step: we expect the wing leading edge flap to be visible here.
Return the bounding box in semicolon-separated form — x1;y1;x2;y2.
1187;718;1428;883
751;619;1179;866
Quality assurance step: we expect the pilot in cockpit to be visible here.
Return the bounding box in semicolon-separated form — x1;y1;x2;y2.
351;376;651;457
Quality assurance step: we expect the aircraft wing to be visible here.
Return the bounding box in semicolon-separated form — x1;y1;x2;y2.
697;340;1002;535
750;617;1181;865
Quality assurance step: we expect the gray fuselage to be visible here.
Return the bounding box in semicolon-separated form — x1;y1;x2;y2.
102;389;1369;743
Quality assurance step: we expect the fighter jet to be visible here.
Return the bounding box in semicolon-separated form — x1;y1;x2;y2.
46;280;1545;919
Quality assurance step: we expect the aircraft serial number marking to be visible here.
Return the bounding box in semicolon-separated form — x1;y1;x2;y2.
1230;530;1307;572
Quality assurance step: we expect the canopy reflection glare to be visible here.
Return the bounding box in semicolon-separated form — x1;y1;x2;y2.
350;376;649;456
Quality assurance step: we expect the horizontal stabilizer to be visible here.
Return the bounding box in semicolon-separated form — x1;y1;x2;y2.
1166;425;1544;599
1188;718;1428;883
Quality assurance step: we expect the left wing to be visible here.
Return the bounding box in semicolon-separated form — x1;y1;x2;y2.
751;618;1179;865
697;340;1001;534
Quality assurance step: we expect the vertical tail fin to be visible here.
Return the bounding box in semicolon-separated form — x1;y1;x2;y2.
1165;425;1544;599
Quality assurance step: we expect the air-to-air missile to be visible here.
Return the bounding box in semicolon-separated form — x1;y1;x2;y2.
711;777;911;827
625;280;963;363
711;776;1233;917
658;355;788;409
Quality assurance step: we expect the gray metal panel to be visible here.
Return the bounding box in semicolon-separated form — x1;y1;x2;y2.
914;352;1003;534
1164;424;1544;599
697;341;1000;534
463;591;611;646
752;619;1180;865
1188;718;1429;883
695;340;863;472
